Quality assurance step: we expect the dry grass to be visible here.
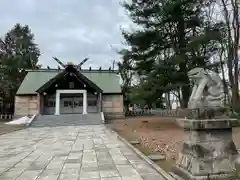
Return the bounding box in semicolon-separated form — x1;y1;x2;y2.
108;116;240;172
108;116;183;172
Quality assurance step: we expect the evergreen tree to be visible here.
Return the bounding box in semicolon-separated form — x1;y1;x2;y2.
121;0;224;108
0;23;41;112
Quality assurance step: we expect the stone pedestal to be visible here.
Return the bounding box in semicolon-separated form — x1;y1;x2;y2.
171;118;240;180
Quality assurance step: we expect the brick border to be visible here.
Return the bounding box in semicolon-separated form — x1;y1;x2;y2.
112;129;175;180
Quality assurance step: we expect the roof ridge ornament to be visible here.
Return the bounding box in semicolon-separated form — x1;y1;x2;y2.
53;57;66;68
53;57;89;71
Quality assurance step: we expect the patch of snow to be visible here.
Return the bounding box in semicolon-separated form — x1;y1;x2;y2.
101;112;105;123
5;116;30;125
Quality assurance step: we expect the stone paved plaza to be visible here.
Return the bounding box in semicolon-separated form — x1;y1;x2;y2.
0;125;164;180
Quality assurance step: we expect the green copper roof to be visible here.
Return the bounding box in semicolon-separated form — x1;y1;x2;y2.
16;70;122;94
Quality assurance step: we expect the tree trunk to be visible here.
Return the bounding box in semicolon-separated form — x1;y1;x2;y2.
220;0;240;108
165;92;172;110
177;13;190;108
181;84;190;108
219;43;230;105
232;0;240;108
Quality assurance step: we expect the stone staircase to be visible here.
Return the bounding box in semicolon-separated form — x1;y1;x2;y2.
30;113;103;127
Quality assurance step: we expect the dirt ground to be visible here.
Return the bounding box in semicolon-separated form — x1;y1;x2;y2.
108;116;240;172
0;121;25;135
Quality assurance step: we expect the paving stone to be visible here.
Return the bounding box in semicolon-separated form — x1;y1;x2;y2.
113;160;130;165
61;167;80;175
98;165;117;171
79;171;100;179
15;170;41;180
55;153;69;157
0;168;24;179
0;125;165;180
0;168;7;175
99;170;120;178
101;177;122;180
122;175;143;180
14;161;32;168
98;161;115;166
40;169;61;176
65;159;81;163
27;162;47;171
141;174;166;180
125;154;141;160
58;173;79;180
36;173;59;180
81;166;99;172
81;162;98;168
136;168;158;175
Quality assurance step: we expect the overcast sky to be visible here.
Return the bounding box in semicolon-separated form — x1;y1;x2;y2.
0;0;131;68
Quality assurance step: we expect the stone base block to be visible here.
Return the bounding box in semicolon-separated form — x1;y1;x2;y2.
171;118;239;180
104;112;125;121
176;118;240;130
171;166;236;180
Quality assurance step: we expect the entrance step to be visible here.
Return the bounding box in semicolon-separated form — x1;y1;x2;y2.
30;113;102;127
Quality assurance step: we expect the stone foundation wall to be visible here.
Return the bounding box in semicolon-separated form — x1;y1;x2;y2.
155;108;188;117
102;94;124;119
14;95;38;117
14;94;124;118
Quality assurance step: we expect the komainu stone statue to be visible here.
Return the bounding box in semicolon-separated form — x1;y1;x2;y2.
187;67;226;119
171;67;240;179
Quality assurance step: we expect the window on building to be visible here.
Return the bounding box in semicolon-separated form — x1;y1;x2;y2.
68;101;72;107
74;101;78;107
64;101;68;107
78;100;83;106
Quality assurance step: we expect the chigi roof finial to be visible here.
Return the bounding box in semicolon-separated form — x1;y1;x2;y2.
52;56;89;71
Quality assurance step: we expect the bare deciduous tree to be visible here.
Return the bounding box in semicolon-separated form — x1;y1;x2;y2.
220;0;240;108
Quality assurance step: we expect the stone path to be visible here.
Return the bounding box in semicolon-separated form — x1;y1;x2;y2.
0;125;165;180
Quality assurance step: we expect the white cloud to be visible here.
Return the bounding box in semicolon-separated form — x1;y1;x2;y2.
0;0;130;68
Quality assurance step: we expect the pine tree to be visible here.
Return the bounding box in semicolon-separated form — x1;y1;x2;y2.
0;23;41;112
121;0;224;107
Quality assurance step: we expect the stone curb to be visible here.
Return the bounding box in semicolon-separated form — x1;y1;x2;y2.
114;130;175;180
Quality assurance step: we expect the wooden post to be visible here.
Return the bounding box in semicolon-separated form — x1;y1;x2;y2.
37;93;41;114
99;93;103;112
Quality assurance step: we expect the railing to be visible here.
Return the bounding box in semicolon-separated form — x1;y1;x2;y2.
126;108;154;117
126;108;190;117
0;114;13;120
153;108;188;117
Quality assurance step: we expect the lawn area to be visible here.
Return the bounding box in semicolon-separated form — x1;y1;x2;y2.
0;120;25;135
108;116;240;173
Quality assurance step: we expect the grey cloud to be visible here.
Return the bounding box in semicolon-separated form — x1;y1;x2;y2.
0;0;130;68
